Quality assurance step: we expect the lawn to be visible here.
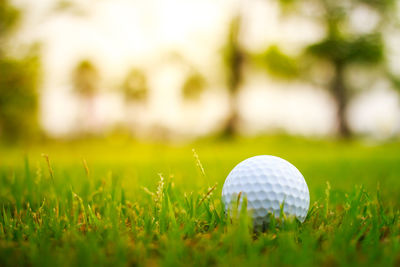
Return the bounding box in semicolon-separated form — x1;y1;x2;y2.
0;136;399;266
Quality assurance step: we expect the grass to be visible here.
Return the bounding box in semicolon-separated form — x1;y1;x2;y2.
0;136;399;266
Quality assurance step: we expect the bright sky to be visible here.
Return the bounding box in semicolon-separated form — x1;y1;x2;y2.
11;0;400;138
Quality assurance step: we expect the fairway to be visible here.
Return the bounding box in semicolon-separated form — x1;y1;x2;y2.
0;136;399;266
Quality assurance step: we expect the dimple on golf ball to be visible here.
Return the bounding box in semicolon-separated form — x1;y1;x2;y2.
221;155;310;225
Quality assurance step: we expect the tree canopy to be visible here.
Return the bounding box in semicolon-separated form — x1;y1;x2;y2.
0;0;41;142
253;0;399;136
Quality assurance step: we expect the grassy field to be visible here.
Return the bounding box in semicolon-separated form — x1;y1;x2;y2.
0;136;399;266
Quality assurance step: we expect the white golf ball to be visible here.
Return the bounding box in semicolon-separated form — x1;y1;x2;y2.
222;155;310;225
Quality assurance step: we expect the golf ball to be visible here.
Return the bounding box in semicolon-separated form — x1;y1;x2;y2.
222;155;310;225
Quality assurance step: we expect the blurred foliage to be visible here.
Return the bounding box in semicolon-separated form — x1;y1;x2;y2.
0;0;19;44
278;0;396;14
0;0;41;143
254;45;299;79
122;68;148;102
52;0;86;17
254;0;398;137
182;71;206;100
73;59;99;97
358;0;396;12
53;0;75;12
307;34;384;65
0;56;40;143
389;73;400;92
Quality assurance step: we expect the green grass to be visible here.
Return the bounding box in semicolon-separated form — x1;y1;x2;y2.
0;136;399;266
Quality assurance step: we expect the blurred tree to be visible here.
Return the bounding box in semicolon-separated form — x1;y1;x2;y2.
182;70;206;101
0;0;19;47
53;0;75;12
254;45;299;80
73;59;99;97
222;15;245;136
0;56;40;142
120;68;148;136
72;59;99;132
257;0;397;137
122;68;148;102
52;0;86;16
0;0;41;143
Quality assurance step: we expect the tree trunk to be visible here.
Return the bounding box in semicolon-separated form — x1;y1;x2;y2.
222;58;243;138
223;93;239;137
221;15;243;138
332;63;351;138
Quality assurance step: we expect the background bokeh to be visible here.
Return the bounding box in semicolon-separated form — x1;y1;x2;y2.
1;0;400;142
1;2;400;265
